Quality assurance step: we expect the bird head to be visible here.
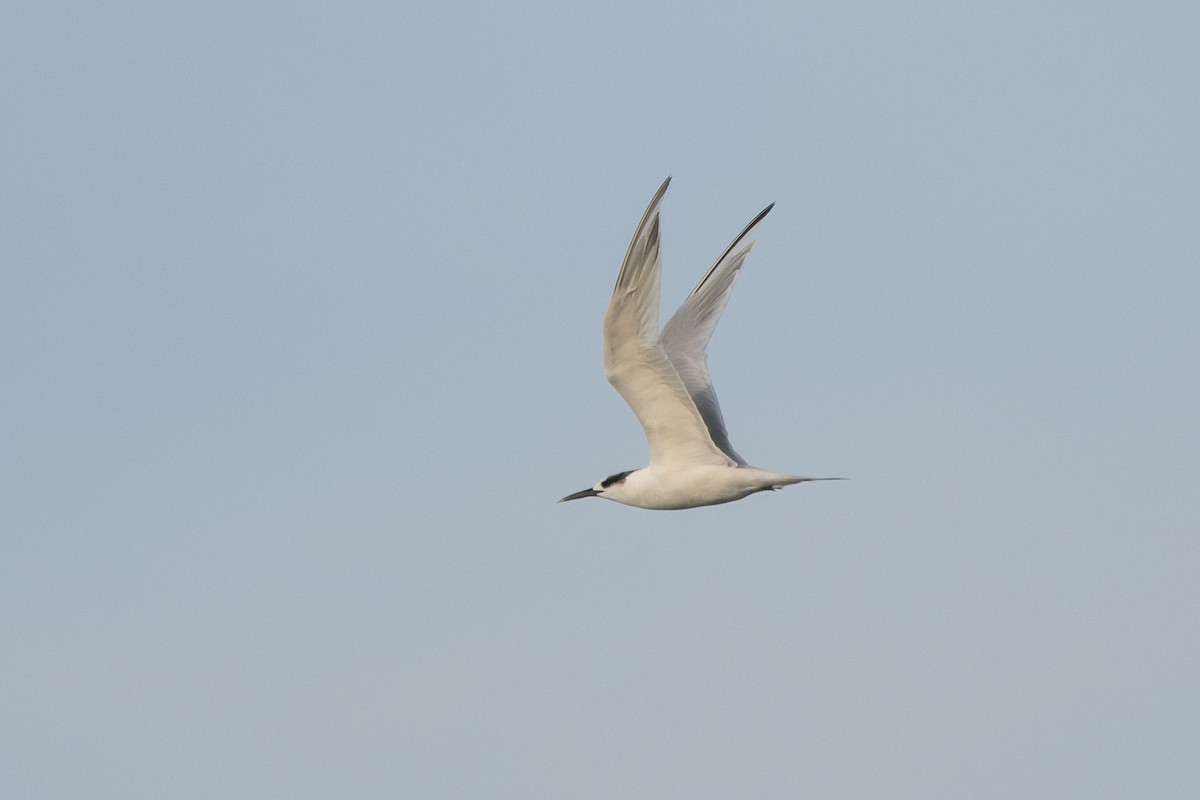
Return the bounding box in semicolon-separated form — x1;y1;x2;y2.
558;469;635;503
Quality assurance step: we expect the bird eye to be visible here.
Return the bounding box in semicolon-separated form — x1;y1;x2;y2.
601;470;632;488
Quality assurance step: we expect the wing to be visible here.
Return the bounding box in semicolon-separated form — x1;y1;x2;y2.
659;202;774;466
603;178;735;468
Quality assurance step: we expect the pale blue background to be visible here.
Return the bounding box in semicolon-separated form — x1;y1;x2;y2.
3;2;1198;797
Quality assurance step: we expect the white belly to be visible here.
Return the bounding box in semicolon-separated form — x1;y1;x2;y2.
613;465;805;510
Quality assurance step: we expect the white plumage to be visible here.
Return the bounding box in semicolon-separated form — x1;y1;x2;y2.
560;178;840;510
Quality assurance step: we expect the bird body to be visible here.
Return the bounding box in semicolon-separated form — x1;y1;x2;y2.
560;178;840;510
567;465;814;511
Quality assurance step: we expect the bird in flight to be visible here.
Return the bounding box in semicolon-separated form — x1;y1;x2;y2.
559;178;841;510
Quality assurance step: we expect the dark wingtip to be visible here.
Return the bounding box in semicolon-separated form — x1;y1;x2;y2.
752;202;775;226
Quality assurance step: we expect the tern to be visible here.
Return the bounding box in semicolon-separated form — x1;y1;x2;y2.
560;178;841;510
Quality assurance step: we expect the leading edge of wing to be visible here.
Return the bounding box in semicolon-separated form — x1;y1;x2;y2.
659;201;775;465
603;179;734;468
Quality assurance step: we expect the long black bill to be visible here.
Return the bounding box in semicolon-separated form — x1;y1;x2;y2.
558;488;599;503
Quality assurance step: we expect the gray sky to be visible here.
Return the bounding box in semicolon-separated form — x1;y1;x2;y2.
3;2;1198;797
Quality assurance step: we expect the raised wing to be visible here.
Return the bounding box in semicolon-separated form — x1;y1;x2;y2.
659;202;774;465
603;178;734;468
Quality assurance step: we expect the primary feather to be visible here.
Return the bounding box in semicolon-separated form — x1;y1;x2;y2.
660;202;774;464
603;178;734;468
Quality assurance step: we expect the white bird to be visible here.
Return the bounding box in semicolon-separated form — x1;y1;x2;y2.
560;178;841;510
